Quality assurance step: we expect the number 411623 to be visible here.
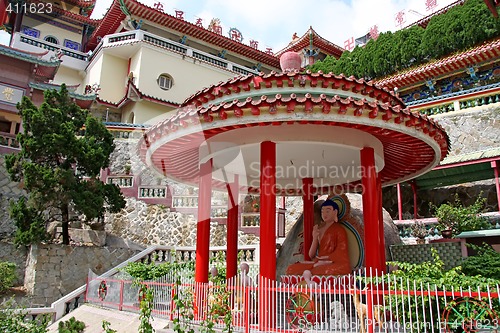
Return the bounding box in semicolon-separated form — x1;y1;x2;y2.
6;2;53;14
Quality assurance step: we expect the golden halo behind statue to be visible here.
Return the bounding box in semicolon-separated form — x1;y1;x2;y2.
326;193;351;221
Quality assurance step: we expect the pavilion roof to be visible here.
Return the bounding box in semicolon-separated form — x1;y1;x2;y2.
276;27;344;59
96;80;179;109
86;0;280;67
373;37;500;91
0;44;61;81
29;82;96;108
139;70;449;195
27;0;100;25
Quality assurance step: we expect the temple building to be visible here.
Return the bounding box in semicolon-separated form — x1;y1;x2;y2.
0;0;499;225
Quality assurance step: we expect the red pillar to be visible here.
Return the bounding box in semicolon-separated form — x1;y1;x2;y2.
377;175;386;273
259;141;276;330
410;180;418;219
396;183;403;220
195;160;212;283
492;161;500;213
360;147;382;274
302;178;314;261
226;175;239;279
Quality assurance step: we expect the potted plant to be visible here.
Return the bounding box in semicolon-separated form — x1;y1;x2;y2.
431;194;490;238
124;164;132;175
410;221;428;244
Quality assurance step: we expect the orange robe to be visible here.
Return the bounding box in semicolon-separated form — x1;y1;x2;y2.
286;223;351;276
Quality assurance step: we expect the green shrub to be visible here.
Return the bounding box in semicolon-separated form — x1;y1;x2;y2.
0;261;16;293
461;243;500;279
431;194;491;237
0;299;49;333
58;316;85;333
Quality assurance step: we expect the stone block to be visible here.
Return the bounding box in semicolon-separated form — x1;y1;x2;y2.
69;229;107;246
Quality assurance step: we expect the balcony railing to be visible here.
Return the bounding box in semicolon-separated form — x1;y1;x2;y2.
99;30;258;76
0;132;19;149
18;34;89;61
409;82;500;116
107;176;133;187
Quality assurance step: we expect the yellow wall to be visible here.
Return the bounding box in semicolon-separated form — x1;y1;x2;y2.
21;17;82;50
134;46;232;104
52;66;82;87
87;53;128;103
127;100;177;125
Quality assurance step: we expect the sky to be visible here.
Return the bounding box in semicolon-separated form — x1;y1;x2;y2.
1;0;458;52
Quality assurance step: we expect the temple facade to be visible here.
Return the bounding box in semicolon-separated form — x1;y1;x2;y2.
0;0;499;225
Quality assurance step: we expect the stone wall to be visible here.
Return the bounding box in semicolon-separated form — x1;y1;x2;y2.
0;241;27;286
24;243;140;306
382;105;500;218
0;154;25;239
435;105;499;156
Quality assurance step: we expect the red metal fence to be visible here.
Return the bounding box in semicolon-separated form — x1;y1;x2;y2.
86;269;500;333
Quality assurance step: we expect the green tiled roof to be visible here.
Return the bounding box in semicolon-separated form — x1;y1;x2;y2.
0;44;61;66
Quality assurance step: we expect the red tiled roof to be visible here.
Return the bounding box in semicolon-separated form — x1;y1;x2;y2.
374;38;500;91
183;70;405;109
276;27;344;58
96;80;179;108
87;0;280;67
139;71;448;194
27;0;100;25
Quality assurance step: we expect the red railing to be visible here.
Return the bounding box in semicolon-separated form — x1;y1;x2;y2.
86;269;500;333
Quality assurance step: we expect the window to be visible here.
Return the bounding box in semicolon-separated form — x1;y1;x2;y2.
157;74;173;90
44;36;59;45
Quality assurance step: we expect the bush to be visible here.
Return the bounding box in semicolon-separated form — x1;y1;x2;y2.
58;317;85;333
0;299;49;333
0;261;16;293
431;194;491;237
461;243;500;279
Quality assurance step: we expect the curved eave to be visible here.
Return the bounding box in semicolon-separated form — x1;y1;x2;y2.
139;94;448;195
27;0;99;25
375;38;500;91
183;71;405;109
276;28;344;58
87;0;280;67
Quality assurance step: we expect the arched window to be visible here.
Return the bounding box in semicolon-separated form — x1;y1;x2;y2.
44;35;59;45
157;74;173;90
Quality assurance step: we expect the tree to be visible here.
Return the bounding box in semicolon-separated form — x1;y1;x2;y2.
5;84;126;245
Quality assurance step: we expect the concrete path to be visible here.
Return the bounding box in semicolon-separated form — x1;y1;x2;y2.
47;304;174;333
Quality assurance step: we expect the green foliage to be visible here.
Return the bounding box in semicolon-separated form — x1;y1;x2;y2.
308;0;500;79
9;196;49;246
0;299;49;333
431;194;490;237
410;221;428;238
5;84;125;245
138;284;155;333
102;320;117;333
58;316;85;333
172;279;196;333
123;260;195;281
0;261;16;293
379;249;500;332
461;243;500;279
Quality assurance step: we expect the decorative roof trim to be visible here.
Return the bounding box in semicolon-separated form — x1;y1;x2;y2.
0;44;60;66
276;27;344;58
87;0;280;67
374;38;500;91
183;70;404;109
96;80;179;108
